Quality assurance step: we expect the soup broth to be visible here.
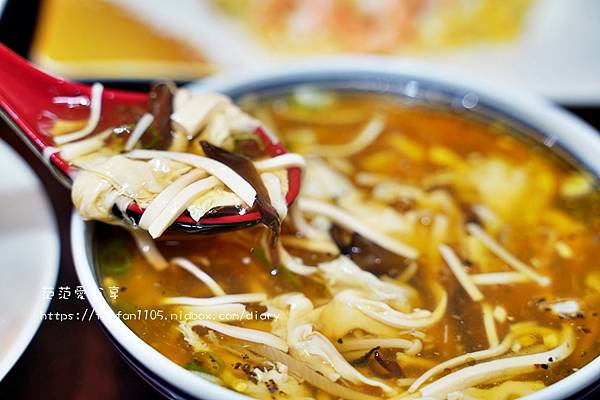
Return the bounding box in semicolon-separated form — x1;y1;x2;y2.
97;91;600;399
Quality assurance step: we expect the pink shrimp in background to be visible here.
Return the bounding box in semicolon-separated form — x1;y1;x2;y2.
251;0;423;52
220;0;533;53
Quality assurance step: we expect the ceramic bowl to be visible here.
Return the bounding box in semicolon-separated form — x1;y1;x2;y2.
73;57;600;400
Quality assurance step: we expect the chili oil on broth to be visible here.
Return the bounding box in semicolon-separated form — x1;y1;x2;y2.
96;90;600;399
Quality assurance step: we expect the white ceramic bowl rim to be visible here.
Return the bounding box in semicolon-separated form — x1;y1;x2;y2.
73;56;600;400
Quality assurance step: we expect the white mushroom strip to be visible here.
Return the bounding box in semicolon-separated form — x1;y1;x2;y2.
163;293;266;306
100;190;120;212
73;155;191;205
466;223;551;286
439;244;483;302
267;294;392;392
170;257;225;296
200;113;230;148
337;287;447;329
308;115;386;157
126;150;257;207
371;181;426;204
248;362;315;400
249;344;381;400
196;102;262;149
171;93;230;138
417;326;575;399
59;128;112;161
318;256;413;307
397;261;418;282
281;235;339;256
324;303;401;339
254;153;306;171
300;157;354;201
71;170;118;222
266;293;314;339
189;320;289;352
279;245;318;276
431;215;449;244
124;113;154;151
396;353;437;370
252;362;288;385
289;205;331;241
539;299;583;319
147;176;221;238
337;193;413;235
409;333;515;392
396;378;417;388
482;303;499;347
54;83;103;144
262;172;288;219
224;105;261;133
325;157;354;175
129;228;169;271
186;186;243;222
247;363;317;400
288;324;393;393
178;320;210;352
138;169;206;230
114;195;132;214
471;204;502;231
470;272;528;285
494;306;508;323
299;198;419;259
354;172;391;186
173;88;192;111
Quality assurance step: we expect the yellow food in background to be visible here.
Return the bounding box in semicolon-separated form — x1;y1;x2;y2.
415;0;534;49
31;0;210;80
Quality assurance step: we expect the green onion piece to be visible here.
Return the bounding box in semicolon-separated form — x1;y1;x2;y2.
185;361;212;374
97;238;132;276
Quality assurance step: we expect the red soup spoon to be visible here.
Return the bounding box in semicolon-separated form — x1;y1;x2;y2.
0;43;301;233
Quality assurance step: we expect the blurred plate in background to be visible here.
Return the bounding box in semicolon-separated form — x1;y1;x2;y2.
0;138;59;381
0;0;600;105
23;0;600;105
